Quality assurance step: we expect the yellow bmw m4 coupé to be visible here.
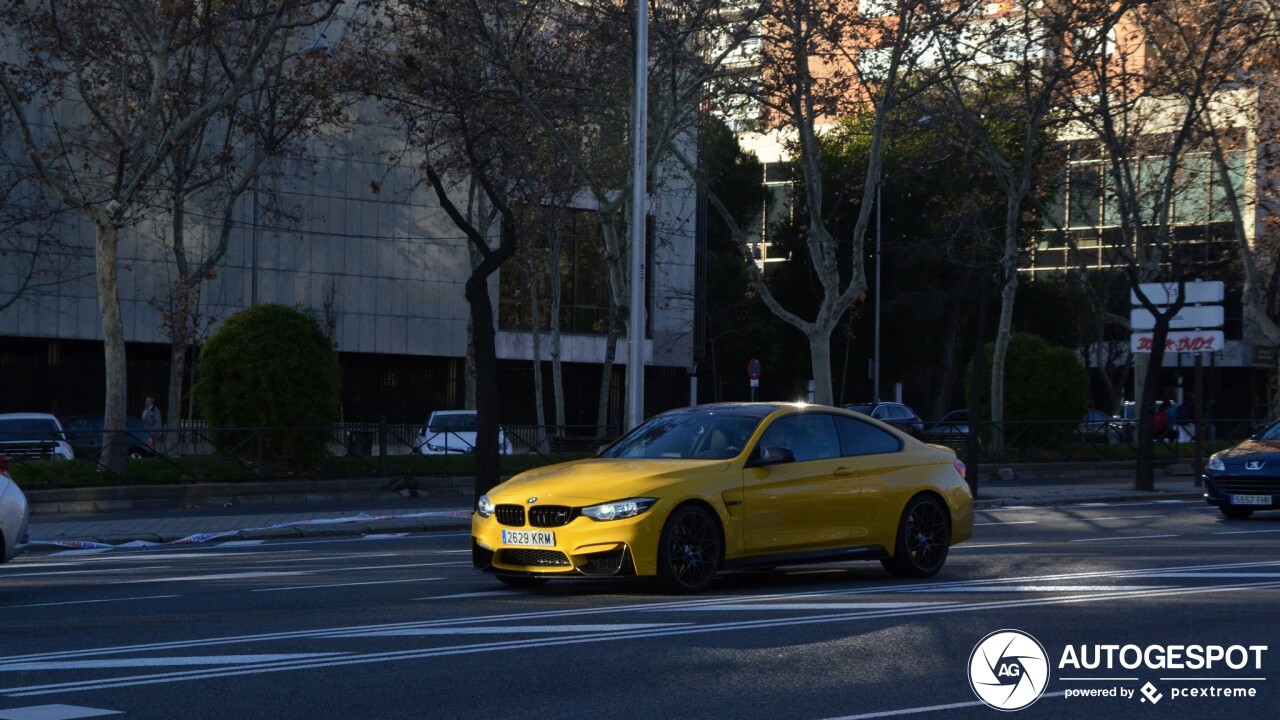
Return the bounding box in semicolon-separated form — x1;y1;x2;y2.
471;403;973;592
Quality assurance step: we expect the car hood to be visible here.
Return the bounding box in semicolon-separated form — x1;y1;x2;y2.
1217;440;1280;469
488;458;731;504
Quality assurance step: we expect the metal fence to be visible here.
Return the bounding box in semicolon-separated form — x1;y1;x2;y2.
918;417;1264;463
3;420;620;486
4;416;1265;485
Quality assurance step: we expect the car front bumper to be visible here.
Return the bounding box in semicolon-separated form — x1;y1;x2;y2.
472;506;667;579
1203;474;1280;511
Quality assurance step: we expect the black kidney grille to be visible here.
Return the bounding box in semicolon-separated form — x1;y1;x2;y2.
499;549;571;567
495;505;525;526
529;505;575;527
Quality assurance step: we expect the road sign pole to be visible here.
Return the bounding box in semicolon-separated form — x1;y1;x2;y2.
1195;353;1204;488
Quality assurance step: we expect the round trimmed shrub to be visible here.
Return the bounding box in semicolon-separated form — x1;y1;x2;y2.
194;304;340;467
971;333;1091;449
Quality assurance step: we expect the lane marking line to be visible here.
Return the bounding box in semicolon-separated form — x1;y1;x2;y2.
8;559;1280;665
972;521;1037;527
815;692;1067;719
0;596;179;611
0;704;123;720
0;654;349;672
6;581;1280;697
1070;534;1180;543
252;578;444;593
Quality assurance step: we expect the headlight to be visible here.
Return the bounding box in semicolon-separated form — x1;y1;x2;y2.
1207;454;1225;472
476;494;495;517
581;497;657;521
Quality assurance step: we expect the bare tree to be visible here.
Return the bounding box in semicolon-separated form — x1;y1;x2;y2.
0;154;81;315
927;0;1114;454
1061;0;1264;489
472;0;764;431
0;0;340;474
355;0;578;494
152;34;346;443
688;0;967;404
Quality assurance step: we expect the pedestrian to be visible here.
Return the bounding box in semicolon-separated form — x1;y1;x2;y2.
142;396;162;451
1154;399;1173;443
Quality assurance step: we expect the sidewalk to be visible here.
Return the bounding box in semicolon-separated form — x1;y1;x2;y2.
21;475;1207;552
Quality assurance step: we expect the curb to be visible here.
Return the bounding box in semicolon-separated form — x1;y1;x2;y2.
972;491;1204;510
25;476;477;515
26;517;473;551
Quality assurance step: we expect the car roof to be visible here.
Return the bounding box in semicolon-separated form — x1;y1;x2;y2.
430;410;477;415
0;413;60;421
662;403;846;420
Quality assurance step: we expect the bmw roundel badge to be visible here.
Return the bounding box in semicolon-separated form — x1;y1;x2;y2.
527;497;538;504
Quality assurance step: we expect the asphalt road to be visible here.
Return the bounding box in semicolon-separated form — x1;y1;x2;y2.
1;499;1277;720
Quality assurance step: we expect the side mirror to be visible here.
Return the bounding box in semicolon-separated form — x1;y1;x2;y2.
750;445;796;467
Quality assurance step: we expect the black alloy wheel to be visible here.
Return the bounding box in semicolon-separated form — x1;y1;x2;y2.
882;494;951;578
656;505;721;593
496;575;549;588
1220;505;1255;520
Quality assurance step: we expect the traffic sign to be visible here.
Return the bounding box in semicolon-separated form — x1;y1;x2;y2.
1131;280;1224;306
1130;330;1224;354
1129;305;1224;331
747;358;762;380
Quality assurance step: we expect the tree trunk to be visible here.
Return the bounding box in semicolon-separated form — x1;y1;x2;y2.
529;256;549;454
808;332;833;406
467;271;502;495
165;338;186;455
988;261;1018;459
97;221;129;476
596;301;620;437
549;227;565;434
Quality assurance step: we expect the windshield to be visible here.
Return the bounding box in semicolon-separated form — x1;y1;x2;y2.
0;418;63;441
1256;422;1280;442
845;404;874;415
428;413;477;432
599;412;763;460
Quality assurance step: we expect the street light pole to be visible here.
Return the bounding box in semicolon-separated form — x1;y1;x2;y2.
873;170;881;404
625;0;648;431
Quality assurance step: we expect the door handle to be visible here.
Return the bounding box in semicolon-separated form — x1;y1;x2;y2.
834;466;856;477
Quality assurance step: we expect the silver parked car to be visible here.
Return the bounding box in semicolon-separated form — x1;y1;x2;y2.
0;459;30;564
0;413;76;461
413;410;512;455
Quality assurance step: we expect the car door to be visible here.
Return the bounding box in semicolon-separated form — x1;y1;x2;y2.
831;415;905;543
742;413;852;554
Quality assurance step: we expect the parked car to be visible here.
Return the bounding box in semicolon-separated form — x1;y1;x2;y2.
1078;409;1115;442
0;456;30;564
922;409;970;445
414;410;511;455
0;413;75;461
1109;401;1139;443
844;402;925;436
1204;419;1280;519
473;403;973;592
62;416;156;460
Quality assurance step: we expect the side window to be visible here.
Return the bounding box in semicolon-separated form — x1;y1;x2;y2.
835;415;903;457
757;414;840;463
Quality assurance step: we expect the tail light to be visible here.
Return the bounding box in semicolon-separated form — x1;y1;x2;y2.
953;459;966;480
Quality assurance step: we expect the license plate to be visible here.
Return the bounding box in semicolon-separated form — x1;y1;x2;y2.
1231;495;1273;506
501;529;555;547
